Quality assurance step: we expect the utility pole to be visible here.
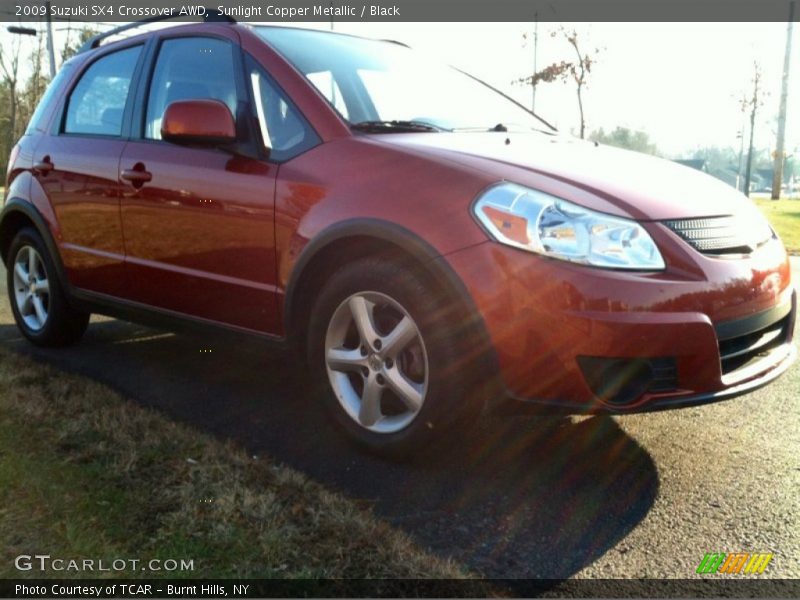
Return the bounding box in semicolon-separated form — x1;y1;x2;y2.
45;0;56;77
736;93;747;191
771;0;795;200
737;129;745;191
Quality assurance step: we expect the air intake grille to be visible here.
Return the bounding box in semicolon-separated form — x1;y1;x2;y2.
664;215;773;255
718;315;790;375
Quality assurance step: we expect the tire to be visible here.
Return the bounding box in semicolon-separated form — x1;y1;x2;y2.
307;256;485;458
6;227;89;347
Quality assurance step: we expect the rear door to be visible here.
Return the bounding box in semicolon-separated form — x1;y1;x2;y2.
35;43;144;297
118;32;281;333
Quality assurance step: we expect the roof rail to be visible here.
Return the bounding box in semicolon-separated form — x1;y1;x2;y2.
79;9;235;53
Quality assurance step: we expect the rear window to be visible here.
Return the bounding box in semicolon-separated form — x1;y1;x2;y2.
25;62;74;134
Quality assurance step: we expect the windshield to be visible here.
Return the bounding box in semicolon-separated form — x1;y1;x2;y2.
256;27;555;133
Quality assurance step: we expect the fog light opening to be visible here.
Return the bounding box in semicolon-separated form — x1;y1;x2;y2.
577;356;676;407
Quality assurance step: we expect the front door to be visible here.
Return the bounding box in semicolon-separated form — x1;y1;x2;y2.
119;34;279;333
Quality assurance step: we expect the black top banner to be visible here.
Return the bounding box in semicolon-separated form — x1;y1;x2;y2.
1;0;798;23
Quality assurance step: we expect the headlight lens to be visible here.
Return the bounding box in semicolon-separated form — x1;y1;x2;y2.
473;182;665;270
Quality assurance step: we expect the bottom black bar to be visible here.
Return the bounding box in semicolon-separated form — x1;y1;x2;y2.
2;578;799;598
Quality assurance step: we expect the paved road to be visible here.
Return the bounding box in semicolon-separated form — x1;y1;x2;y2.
1;258;798;585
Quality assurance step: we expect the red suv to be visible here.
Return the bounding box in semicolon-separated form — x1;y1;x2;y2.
2;19;796;455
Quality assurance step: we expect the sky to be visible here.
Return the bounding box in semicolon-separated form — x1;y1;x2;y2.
2;20;798;158
301;21;799;158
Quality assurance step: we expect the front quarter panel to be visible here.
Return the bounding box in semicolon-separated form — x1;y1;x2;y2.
274;136;492;296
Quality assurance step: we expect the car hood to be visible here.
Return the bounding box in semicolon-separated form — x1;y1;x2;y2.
374;132;754;221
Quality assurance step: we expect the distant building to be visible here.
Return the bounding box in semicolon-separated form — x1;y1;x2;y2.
752;169;774;193
671;158;788;194
707;166;739;188
673;159;708;172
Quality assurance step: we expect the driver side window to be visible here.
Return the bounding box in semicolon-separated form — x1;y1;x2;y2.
145;37;238;140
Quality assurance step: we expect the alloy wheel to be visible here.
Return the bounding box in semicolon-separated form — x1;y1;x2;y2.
12;245;50;332
324;291;429;433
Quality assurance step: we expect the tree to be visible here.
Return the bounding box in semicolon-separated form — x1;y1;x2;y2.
743;61;766;196
0;33;25;175
0;25;100;175
516;27;599;139
60;26;100;63
17;28;49;141
589;126;659;155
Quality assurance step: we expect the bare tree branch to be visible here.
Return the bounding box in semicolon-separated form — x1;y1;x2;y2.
514;26;600;139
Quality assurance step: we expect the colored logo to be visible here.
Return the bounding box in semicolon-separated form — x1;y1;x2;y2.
696;553;773;575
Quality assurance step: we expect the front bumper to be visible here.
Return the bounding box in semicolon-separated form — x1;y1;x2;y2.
628;342;795;413
443;233;796;413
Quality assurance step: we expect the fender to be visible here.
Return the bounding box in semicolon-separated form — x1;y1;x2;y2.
0;198;71;295
284;217;492;339
285;219;459;321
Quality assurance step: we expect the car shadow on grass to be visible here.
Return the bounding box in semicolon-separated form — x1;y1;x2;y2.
0;318;658;581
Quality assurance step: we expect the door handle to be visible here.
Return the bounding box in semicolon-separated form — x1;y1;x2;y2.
33;157;54;175
120;164;152;187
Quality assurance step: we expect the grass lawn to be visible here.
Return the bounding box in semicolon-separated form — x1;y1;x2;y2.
753;198;800;254
0;346;476;586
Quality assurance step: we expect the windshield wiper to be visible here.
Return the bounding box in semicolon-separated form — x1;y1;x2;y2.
350;120;444;133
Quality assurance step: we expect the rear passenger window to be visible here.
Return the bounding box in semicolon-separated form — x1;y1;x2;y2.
64;46;141;136
145;38;238;140
27;62;73;134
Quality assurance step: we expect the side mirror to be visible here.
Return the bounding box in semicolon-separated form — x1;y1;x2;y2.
161;99;236;145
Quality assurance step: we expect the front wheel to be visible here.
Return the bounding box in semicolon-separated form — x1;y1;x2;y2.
308;257;483;457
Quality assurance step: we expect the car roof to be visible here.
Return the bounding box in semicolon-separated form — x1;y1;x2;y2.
79;18;237;54
253;24;410;47
81;21;409;56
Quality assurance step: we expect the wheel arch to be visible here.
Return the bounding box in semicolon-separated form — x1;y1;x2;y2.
0;198;70;293
284;219;500;388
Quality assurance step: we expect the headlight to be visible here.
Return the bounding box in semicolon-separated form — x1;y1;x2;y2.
473;182;665;270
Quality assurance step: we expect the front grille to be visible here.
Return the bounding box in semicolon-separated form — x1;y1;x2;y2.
718;315;791;375
664;215;773;255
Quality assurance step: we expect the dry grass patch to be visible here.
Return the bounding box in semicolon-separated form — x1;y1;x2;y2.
0;346;476;585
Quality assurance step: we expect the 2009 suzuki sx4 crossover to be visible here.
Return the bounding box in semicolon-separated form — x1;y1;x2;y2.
2;20;796;455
